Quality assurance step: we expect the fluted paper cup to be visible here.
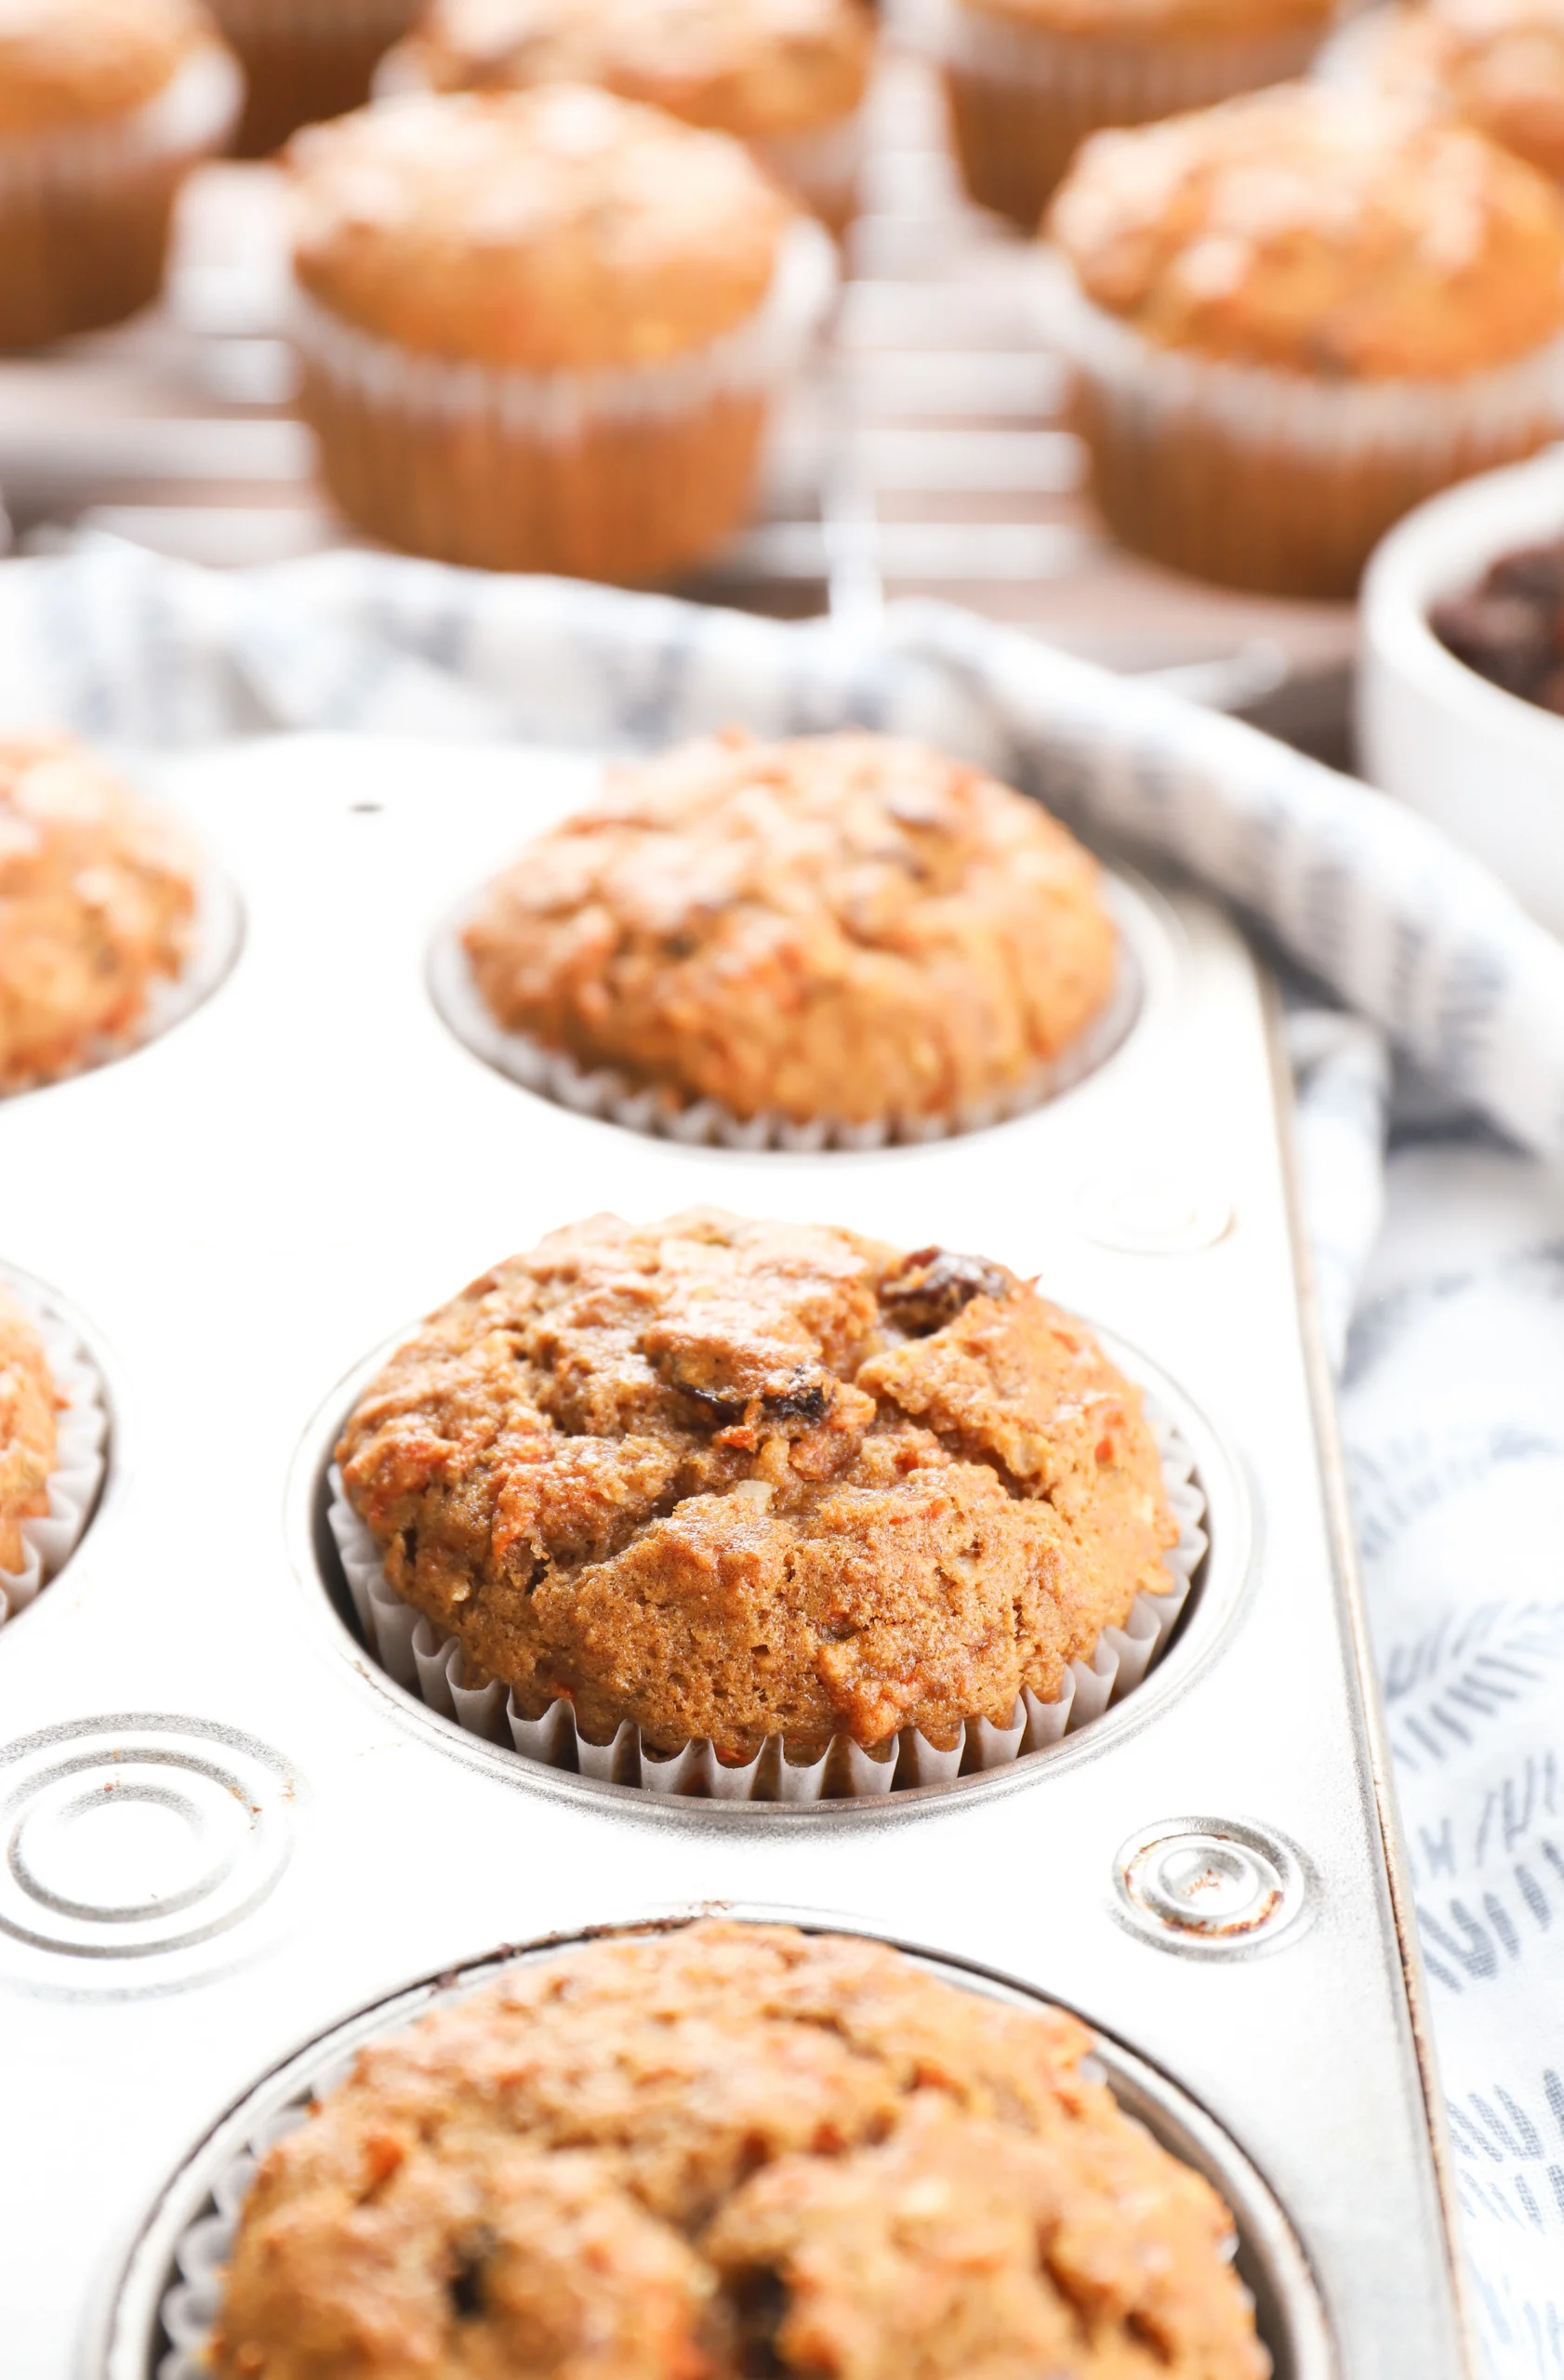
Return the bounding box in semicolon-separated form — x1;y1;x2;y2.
0;1271;109;1627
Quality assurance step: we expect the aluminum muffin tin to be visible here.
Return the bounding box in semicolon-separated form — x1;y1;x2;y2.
0;731;1470;2378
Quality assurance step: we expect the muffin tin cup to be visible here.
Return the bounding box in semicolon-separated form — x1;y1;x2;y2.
287;215;839;581
139;1924;1326;2380
922;0;1327;227
0;45;242;350
0;1268;109;1629
1040;250;1564;598
427;872;1146;1149
323;1402;1203;1804
213;0;424;154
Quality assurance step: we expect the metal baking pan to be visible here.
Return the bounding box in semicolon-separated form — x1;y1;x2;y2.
0;731;1467;2376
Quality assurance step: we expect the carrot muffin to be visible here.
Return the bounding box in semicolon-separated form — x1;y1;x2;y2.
0;1287;55;1579
1045;82;1564;594
933;0;1335;230
1344;0;1564;185
206;0;421;155
336;1210;1176;1762
212;1921;1266;2380
0;734;199;1093
385;0;877;231
0;0;239;350
286;87;831;581
461;731;1118;1133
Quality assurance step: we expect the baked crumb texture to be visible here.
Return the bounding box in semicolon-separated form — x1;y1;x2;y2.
211;1920;1269;2380
1365;0;1564;188
462;732;1119;1131
0;1287;56;1577
338;1210;1177;1761
0;735;198;1095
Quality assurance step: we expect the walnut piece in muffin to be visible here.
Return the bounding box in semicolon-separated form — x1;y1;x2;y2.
462;731;1119;1130
0;735;198;1095
0;1287;56;1578
337;1210;1176;1759
212;1921;1268;2380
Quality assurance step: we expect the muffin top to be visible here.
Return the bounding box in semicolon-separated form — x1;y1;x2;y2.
288;85;794;367
0;0;210;133
959;0;1330;41
1049;82;1564;377
0;1288;55;1579
1366;0;1564;184
213;1920;1266;2380
337;1209;1177;1759
462;731;1118;1130
399;0;873;139
0;735;197;1096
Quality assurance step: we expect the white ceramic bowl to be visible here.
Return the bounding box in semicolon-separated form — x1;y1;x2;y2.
1359;446;1564;941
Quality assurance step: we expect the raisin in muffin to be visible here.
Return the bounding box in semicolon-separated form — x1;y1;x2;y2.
1046;82;1564;592
0;734;199;1094
0;1287;56;1578
337;1210;1176;1759
387;0;877;229
212;1921;1267;2380
461;731;1119;1132
0;0;239;349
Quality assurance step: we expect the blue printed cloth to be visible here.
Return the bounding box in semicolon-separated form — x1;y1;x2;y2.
2;536;1560;2373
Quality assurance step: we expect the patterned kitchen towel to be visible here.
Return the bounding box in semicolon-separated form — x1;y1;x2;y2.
0;533;1561;2373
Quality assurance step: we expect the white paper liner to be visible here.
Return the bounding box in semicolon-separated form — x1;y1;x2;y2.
1039;246;1564;462
0;45;241;200
0;866;243;1101
918;0;1328;104
324;1398;1202;1804
289;209;838;438
0;1269;109;1629
428;880;1142;1150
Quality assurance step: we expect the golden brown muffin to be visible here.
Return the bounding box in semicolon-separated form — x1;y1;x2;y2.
286;87;820;578
938;0;1334;230
1046;82;1564;590
462;731;1118;1130
207;0;422;157
0;0;238;347
1361;0;1564;184
0;735;198;1094
211;1922;1267;2380
337;1210;1176;1760
0;1287;56;1577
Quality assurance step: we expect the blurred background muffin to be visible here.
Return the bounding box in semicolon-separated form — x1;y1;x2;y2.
382;0;878;231
0;734;198;1092
461;730;1119;1135
285;86;835;579
930;0;1337;230
206;0;421;154
1330;0;1564;184
0;0;239;349
1045;82;1564;594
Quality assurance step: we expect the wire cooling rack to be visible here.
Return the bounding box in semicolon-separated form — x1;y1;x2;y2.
0;34;1357;746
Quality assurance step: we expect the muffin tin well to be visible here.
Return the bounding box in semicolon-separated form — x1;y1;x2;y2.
0;735;1472;2380
103;1922;1332;2380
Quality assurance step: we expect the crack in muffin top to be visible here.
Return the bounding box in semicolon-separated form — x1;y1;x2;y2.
211;1920;1268;2380
461;730;1119;1131
337;1210;1176;1758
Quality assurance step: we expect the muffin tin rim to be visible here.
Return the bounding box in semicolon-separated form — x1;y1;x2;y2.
283;1309;1253;1828
94;1906;1335;2380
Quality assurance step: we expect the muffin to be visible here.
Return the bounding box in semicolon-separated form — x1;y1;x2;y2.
336;1209;1178;1766
0;1288;56;1581
0;0;240;350
932;0;1335;230
285;87;834;582
0;734;200;1093
460;730;1119;1136
1045;82;1564;595
206;0;421;155
1338;0;1564;184
211;1921;1267;2380
383;0;878;231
